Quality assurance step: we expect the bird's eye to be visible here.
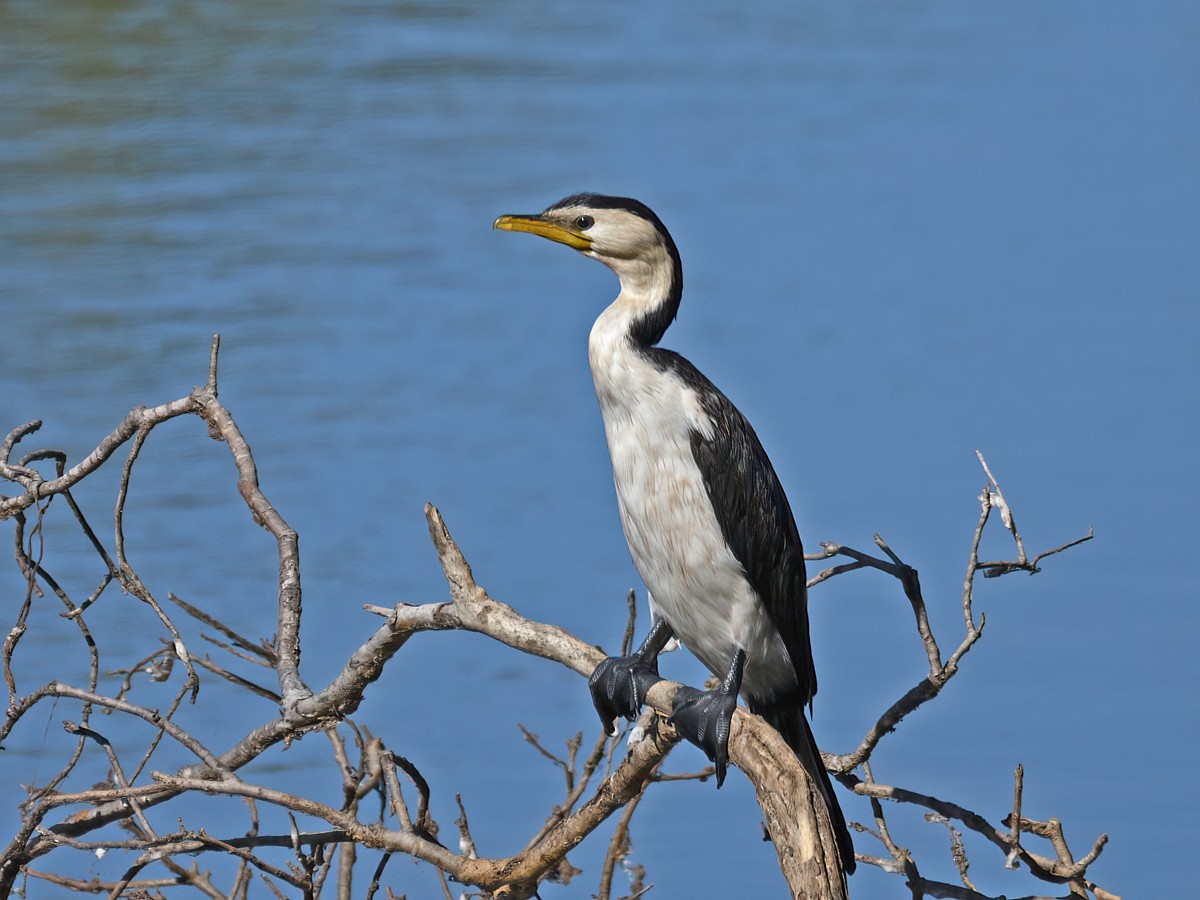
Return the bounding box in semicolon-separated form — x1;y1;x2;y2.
574;215;594;231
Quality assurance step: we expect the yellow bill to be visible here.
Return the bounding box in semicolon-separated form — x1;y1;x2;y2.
494;214;593;251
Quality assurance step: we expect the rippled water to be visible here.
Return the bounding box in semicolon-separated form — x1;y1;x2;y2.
2;2;1196;896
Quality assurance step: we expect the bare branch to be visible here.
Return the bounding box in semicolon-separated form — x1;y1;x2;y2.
61;721;157;839
190;384;310;709
975;450;1027;562
1;400;198;520
1008;764;1024;869
0;348;1114;900
168;591;278;665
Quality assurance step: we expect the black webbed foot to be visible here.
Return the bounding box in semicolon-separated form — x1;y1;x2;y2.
668;684;739;786
587;617;674;736
588;654;662;735
667;648;746;788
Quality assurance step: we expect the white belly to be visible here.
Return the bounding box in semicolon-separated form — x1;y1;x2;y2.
589;321;796;700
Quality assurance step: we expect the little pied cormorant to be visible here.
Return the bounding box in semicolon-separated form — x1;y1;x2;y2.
494;193;854;876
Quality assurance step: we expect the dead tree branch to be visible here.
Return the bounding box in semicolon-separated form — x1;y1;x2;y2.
0;340;1113;899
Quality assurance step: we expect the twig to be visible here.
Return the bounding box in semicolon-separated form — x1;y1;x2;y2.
454;793;477;860
925;813;976;891
113;421;201;704
1008;764;1024;869
61;722;157;839
168;591;277;664
848;772;1112;887
975;450;1026;562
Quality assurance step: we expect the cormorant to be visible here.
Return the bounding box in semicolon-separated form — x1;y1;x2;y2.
495;193;854;876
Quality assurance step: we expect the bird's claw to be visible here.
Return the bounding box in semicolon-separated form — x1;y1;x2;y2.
588;654;662;736
669;685;738;787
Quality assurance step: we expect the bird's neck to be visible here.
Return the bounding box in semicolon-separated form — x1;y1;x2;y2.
592;241;683;351
588;255;682;411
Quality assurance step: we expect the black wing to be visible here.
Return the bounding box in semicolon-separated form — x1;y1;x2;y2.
646;348;815;708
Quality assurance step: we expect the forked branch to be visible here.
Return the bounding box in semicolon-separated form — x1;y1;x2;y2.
0;341;1111;900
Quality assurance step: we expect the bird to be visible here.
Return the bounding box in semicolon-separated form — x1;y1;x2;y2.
494;193;854;877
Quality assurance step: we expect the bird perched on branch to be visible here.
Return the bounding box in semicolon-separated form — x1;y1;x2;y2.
495;193;854;876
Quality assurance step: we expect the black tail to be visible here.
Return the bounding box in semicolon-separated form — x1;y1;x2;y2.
757;702;856;876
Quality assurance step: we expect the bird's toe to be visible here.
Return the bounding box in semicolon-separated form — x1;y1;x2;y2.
588;654;662;734
669;685;738;787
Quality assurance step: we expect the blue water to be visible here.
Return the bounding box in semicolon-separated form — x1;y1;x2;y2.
2;2;1196;896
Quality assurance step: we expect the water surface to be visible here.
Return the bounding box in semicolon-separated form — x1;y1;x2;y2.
2;2;1195;896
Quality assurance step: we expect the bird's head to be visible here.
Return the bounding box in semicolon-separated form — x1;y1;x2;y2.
494;193;683;344
495;193;680;292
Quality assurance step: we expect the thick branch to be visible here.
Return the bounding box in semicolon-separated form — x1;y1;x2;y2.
416;503;849;897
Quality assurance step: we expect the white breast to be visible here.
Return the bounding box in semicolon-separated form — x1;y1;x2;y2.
588;303;796;700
